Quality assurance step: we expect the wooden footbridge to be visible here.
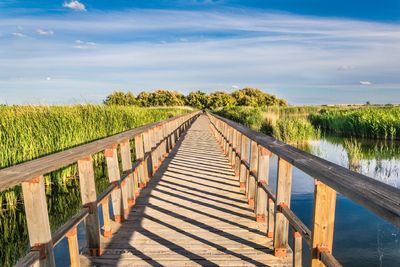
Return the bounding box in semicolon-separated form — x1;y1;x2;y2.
1;111;399;267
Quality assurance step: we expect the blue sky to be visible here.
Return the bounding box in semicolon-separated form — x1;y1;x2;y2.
0;0;399;104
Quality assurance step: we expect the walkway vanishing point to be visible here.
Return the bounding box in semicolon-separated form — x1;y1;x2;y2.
80;115;290;266
1;111;399;267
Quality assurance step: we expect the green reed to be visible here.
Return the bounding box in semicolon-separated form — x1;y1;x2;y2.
310;107;400;140
0;105;191;267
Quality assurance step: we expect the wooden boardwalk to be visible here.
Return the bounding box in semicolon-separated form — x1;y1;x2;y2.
80;115;291;266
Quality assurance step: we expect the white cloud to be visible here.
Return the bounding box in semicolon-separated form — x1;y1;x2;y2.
12;32;26;37
46;77;51;81
37;29;54;36
73;39;96;49
232;85;239;89
63;1;86;11
360;81;373;85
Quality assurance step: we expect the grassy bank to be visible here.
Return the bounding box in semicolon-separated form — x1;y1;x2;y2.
0;105;191;267
216;106;320;144
310;107;400;140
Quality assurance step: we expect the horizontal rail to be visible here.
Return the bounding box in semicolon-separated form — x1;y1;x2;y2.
0;112;199;192
321;252;343;267
211;113;400;227
11;111;201;266
207;111;399;267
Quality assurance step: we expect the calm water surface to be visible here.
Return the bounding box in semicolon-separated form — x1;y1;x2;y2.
268;136;400;267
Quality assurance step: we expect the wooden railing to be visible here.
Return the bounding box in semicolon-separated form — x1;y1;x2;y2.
207;112;400;267
0;111;201;267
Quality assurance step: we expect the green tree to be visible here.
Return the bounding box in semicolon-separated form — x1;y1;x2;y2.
104;91;137;106
209;91;236;110
232;87;287;107
151;90;185;106
185;90;210;109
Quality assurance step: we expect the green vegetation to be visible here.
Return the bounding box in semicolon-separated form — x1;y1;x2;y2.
216;106;320;144
0;105;190;267
104;87;288;109
310;107;400;140
216;106;264;129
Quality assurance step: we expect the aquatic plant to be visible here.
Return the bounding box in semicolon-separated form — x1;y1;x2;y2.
310;107;400;140
0;105;190;267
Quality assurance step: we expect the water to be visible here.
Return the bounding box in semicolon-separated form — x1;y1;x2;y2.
1;136;399;266
267;136;400;266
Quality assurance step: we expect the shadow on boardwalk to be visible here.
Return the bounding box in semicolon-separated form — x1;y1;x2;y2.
80;115;291;267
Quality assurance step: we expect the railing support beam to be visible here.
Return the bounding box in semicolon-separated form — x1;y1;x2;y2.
311;180;337;267
22;175;56;266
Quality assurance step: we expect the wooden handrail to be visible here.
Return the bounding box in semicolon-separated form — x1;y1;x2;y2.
0;112;200;192
209;112;400;226
9;111;201;267
207;111;399;267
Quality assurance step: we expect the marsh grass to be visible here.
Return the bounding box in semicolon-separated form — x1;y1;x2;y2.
0;105;190;267
310;107;400;140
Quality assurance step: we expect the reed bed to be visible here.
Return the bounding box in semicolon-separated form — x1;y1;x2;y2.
310;107;400;140
0;105;190;267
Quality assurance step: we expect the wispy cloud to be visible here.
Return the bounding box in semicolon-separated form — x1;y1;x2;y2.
36;29;54;36
11;32;27;37
63;1;86;11
360;81;373;85
73;39;96;49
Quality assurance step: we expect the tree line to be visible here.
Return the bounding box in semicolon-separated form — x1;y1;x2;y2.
104;88;288;109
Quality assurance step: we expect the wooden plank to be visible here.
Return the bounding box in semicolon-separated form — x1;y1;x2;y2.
293;231;302;267
78;114;291;267
0;112;199;191
255;146;270;223
66;227;80;267
21;175;56;266
77;156;101;255
239;135;249;189
273;158;293;257
120;140;135;207
105;147;124;223
210;113;400;228
311;180;337;267
248;141;258;208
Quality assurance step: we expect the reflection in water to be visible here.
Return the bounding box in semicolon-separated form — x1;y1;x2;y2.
274;136;400;266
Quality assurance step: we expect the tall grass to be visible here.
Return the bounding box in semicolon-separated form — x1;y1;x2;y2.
310;107;400;140
216;106;320;144
0;105;191;267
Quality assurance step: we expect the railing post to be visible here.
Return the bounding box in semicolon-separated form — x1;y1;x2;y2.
135;134;147;189
21;175;56;266
256;146;271;223
104;146;125;223
311;180;337;267
248;140;258;208
239;135;249;189
274;158;293;257
120;140;135;208
230;128;236;167
235;131;241;178
143;130;152;179
77;156;101;255
293;231;302;267
66;227;80;267
100;196;112;238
